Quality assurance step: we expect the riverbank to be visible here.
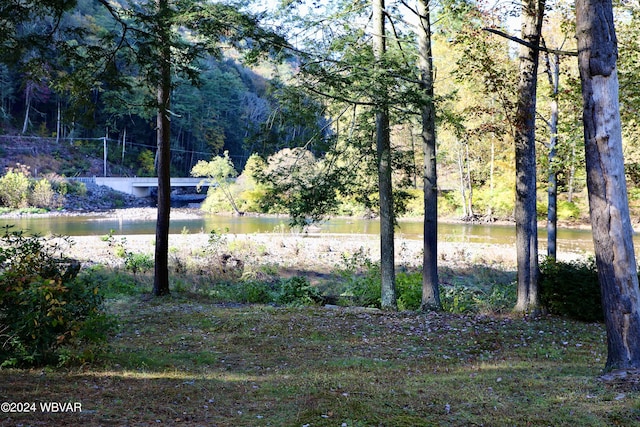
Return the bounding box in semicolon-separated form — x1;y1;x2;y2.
64;231;520;272
4;205;592;273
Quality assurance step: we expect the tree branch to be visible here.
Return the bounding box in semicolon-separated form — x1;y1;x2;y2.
483;28;577;57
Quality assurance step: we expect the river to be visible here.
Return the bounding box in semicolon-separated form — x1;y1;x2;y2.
0;212;599;253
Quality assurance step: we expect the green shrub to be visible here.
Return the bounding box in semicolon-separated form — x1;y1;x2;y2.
0;228;116;366
340;248;381;308
440;283;480;314
396;271;422;311
476;282;517;314
124;252;154;275
275;276;323;306
232;280;276;304
0;168;30;208
438;191;460;217
557;200;581;221
30;178;58;209
474;175;515;219
539;257;603;322
67;180;87;196
201;187;233;213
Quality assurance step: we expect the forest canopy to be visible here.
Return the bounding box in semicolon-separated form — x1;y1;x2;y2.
1;0;640;222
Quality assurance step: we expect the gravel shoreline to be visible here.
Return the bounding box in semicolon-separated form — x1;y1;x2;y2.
62;227;519;274
10;206;586;272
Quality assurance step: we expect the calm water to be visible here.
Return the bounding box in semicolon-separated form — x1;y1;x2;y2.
0;213;599;253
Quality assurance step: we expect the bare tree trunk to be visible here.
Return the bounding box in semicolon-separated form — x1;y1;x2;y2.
457;145;468;218
488;139;494;218
545;52;560;260
513;0;544;313
410;128;417;188
56;99;61;144
568;142;576;203
373;0;396;310
22;83;31;134
153;0;172;296
576;0;640;371
465;143;473;218
417;0;440;311
122;127;126;165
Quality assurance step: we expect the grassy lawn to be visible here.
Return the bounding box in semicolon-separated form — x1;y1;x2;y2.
2;293;640;426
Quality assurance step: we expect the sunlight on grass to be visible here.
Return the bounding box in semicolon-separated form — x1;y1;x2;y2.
4;301;640;426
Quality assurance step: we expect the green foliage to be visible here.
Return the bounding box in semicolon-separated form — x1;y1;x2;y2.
29;178;58;209
259;148;346;226
540;257;603;322
440;284;479;313
557;200;581;220
235;154;270;213
474;175;515;219
80;265;141;298
0;228;115;366
339;248;382;308
477;281;517;313
191;151;238;185
137;150;156;177
396;271;423;310
275;276;323;306
200;187;233;213
402;189;424;217
102;231;153;276
230;280;275;304
438;191;461;216
0;167;31;208
124;252;154;275
65;179;87;197
192;152;242;213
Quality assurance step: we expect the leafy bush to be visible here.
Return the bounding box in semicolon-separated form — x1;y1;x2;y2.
0;167;30;208
539;257;603;321
124;252;154;275
66;179;87;196
396;271;422;311
476;282;517;314
232;280;276;304
557;200;581;221
0;228;115;366
275;276;323;306
441;283;480;314
474;174;515;219
340;248;381;308
30;178;58;209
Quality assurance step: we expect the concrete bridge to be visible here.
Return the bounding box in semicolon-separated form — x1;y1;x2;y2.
73;177;211;197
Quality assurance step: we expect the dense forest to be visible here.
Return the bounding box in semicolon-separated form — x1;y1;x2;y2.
0;1;325;177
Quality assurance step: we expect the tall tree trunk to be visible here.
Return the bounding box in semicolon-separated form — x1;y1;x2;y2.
568;143;576;203
153;0;172;296
576;0;640;371
56;99;61;144
417;0;440;311
457;144;468;218
488;139;495;219
373;0;396;310
545;52;560;260
465;143;473;218
21;83;31;134
513;0;544;313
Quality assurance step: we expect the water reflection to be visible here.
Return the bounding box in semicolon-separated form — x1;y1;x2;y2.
0;213;600;253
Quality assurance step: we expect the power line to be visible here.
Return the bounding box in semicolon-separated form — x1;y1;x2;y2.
0;134;247;159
